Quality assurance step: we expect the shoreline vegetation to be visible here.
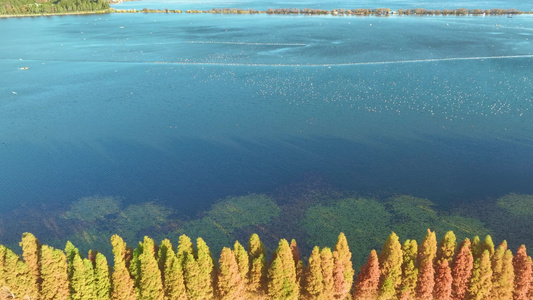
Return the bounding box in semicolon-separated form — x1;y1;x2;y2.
1;6;532;17
0;230;531;299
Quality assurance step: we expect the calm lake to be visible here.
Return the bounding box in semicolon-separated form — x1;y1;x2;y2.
1;3;533;243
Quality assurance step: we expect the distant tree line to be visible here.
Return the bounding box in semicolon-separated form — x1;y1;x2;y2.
175;7;528;15
0;0;109;15
1;230;533;299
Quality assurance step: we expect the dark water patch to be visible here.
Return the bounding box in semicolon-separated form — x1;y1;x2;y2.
2;134;532;216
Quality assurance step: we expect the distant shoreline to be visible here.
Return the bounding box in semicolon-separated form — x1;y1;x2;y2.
1;7;532;18
0;10;110;18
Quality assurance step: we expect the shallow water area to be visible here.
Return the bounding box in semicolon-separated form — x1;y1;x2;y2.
1;12;533;251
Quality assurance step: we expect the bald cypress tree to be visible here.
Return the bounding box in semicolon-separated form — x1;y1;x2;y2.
138;236;165;300
416;229;437;300
471;236;481;260
267;239;298;300
158;239;173;296
184;252;203;299
158;238;186;299
303;246;323;300
451;238;473;300
490;243;514;300
248;233;267;296
436;231;456;265
0;245;18;294
467;249;492;300
83;258;96;299
378;232;403;300
129;243;142;298
176;235;194;266
69;253;95;300
0;244;37;299
321;247;335;299
166;253;187;300
15;258;38;299
40;245;69;300
19;232;41;299
513;245;531;300
196;237;215;300
93;252;111;300
332;251;346;299
333;232;354;299
479;235;495;258
158;239;173;282
353;249;380;300
233;241;249;286
217;247;245;300
433;259;452;300
110;235;136;300
400;239;418;300
267;255;286;300
290;239;304;288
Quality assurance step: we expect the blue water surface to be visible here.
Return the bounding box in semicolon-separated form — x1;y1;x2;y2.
1;12;533;217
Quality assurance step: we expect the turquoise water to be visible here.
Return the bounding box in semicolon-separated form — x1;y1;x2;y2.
1;12;533;217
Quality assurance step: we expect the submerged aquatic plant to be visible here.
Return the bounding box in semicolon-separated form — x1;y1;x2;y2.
63;196;121;222
496;193;533;217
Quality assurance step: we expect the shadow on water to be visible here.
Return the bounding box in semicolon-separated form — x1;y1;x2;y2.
1;134;533;216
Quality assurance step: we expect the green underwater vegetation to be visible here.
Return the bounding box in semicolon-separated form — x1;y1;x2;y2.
63;196;121;222
301;195;489;266
496;193;533;217
2;180;533;268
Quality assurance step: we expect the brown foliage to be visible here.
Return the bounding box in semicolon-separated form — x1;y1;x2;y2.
513;245;532;300
353;250;380;300
451;239;473;300
433;260;452;300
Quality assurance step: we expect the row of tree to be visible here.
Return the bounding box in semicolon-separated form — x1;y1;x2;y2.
0;0;109;15
0;230;532;299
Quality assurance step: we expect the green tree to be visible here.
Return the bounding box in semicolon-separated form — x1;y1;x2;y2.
267;239;298;300
196;237;215;300
165;253;187;300
184;252;203;299
320;247;335;299
302;246;323;300
471;236;481;259
138;236;164;300
378;232;403;300
490;242;514;300
177;235;194;266
93;252;111;300
467;250;492;300
248;233;267;296
479;235;495;258
233;241;249;285
436;231;456;264
399;239;418;300
69;253;96;300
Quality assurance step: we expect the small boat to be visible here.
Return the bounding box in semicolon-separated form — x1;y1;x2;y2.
19;67;29;70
